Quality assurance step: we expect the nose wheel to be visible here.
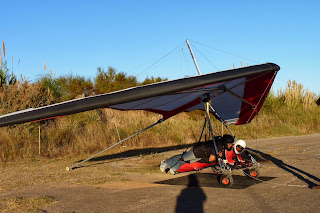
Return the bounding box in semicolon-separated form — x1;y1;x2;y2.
219;174;234;187
248;167;260;178
218;165;260;187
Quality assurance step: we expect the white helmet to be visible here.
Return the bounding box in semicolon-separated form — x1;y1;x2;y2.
234;139;246;154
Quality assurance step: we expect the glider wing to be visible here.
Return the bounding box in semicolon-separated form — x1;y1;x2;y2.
0;63;279;127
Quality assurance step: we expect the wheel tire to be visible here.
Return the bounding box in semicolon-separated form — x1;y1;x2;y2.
249;168;260;178
219;174;234;187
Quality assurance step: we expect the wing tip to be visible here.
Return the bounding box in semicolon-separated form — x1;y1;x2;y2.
266;62;280;72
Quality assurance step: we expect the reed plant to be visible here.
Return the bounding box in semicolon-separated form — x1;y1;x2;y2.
278;80;316;110
2;41;5;58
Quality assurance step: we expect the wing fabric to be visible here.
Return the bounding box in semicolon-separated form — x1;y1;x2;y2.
0;63;280;127
110;70;276;124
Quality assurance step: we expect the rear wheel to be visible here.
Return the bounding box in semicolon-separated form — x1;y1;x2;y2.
219;174;234;187
248;168;260;178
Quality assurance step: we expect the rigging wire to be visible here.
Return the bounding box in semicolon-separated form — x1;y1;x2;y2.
136;41;185;78
190;42;220;71
190;40;260;64
179;45;184;76
131;39;257;80
181;48;196;76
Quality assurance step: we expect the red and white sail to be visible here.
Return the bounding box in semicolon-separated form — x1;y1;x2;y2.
0;63;279;127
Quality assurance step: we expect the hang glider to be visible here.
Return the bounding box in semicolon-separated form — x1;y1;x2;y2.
0;63;279;127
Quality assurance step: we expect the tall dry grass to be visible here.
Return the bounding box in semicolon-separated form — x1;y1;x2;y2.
1;98;319;163
0;70;319;162
278;80;316;110
0;49;2;67
2;41;5;58
0;109;202;161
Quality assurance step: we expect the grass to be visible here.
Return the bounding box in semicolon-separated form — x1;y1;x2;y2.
0;69;319;163
0;196;56;213
1;103;319;163
0;99;319;163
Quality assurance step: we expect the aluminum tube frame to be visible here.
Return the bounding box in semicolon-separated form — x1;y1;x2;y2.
66;119;164;171
204;102;225;172
209;105;237;140
186;39;202;75
209;105;258;165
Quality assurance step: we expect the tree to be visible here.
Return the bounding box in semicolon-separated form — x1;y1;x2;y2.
56;75;93;100
140;76;167;86
94;67;138;94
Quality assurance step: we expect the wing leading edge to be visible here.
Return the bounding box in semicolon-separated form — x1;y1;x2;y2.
0;63;280;127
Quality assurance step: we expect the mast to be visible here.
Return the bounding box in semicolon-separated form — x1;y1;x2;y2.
186;39;202;75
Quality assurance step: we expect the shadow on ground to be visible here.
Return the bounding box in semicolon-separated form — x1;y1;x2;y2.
247;148;320;189
71;144;193;169
175;174;206;213
88;144;192;162
155;173;275;189
72;144;320;189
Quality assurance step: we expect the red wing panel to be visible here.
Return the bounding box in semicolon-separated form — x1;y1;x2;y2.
147;97;202;120
235;71;277;125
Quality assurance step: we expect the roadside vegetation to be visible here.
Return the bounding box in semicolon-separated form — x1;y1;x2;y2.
0;44;319;162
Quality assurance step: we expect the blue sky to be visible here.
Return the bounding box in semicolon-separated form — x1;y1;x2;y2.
1;0;319;94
